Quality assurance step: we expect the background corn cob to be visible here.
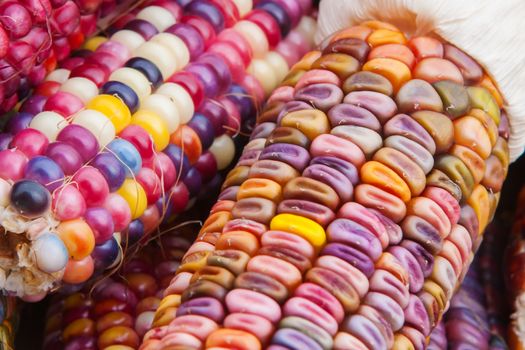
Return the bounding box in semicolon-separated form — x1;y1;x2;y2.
41;232;192;350
0;0;316;299
427;255;508;350
0;294;17;350
427;321;447;350
505;186;525;350
3;0;186;150
144;20;510;350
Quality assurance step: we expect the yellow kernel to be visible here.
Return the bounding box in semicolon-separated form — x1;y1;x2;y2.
270;214;326;251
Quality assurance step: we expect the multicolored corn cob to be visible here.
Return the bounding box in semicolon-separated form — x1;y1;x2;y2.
506;186;525;350
0;0;316;299
481;219;511;344
427;321;447;350
143;20;510;350
42;232;192;350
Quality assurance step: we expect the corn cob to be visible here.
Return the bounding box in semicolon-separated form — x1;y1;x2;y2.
505;186;525;350
0;0;315;299
145;20;510;350
39;169;227;350
12;0;187;129
0;294;17;350
42;232;192;350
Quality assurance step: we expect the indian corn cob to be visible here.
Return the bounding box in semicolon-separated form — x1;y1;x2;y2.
428;255;508;350
0;0;316;299
39;148;235;350
427;322;447;350
481;219;511;344
39;171;225;350
505;186;525;350
143;20;510;350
